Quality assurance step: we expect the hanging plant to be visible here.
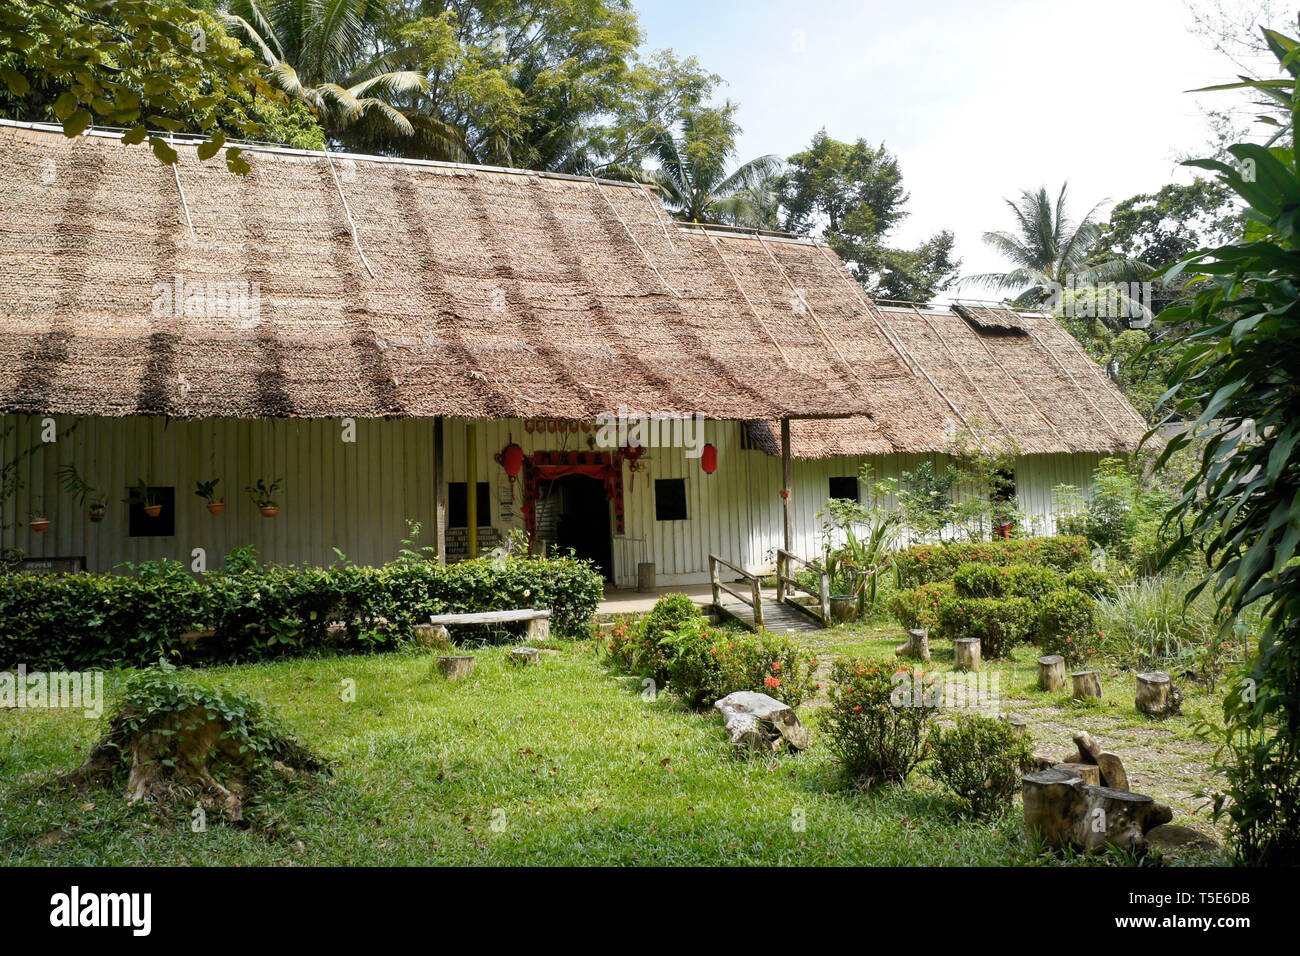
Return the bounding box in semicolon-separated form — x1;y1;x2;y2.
56;463;107;523
126;479;162;517
195;478;224;515
28;502;49;533
245;477;282;517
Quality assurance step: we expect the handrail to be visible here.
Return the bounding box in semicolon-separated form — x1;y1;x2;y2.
775;549;831;625
709;553;763;629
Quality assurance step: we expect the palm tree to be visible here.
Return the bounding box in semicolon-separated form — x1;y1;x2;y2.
647;116;782;226
222;0;450;149
967;184;1149;308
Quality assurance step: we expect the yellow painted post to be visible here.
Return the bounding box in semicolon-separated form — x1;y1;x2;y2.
466;420;478;558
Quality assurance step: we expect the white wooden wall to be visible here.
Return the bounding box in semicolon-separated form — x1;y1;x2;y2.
2;415;1102;584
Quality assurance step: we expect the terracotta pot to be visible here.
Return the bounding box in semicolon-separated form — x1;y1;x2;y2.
207;501;225;516
259;505;279;517
88;505;106;523
30;517;50;533
143;503;162;517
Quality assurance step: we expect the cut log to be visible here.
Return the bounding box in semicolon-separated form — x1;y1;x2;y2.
1008;717;1028;738
1095;752;1129;791
954;637;981;672
1031;754;1058;772
527;616;551;641
1055;761;1101;786
428;608;550;625
1136;671;1178;716
1071;731;1103;762
1037;654;1066;692
895;628;931;662
1023;770;1173;852
508;647;541;666
1072;670;1102;700
412;624;451;650
434;656;475;680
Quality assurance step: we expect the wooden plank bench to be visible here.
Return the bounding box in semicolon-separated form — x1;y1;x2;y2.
427;608;550;640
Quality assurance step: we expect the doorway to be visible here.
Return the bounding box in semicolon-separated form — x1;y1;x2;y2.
552;474;613;580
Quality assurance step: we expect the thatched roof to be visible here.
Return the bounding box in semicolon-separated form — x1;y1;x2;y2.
0;121;1146;456
746;304;1147;458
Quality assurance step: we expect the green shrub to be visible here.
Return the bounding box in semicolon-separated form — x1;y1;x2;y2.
894;536;1089;588
661;625;817;709
926;715;1034;818
824;658;940;787
1063;567;1119;601
935;595;1035;658
952;562;1062;602
1038;588;1097;669
0;550;605;669
889;582;954;632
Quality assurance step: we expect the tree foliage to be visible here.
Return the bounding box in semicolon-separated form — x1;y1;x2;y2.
1148;22;1300;865
778;130;959;302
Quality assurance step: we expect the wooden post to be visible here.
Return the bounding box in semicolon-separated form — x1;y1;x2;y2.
434;417;446;565
466;419;478;559
709;555;721;609
954;637;981;672
434;656;474;680
818;568;830;626
1072;670;1102;700
1037;654;1066;692
775;551;785;603
780;418;792;557
751;575;764;629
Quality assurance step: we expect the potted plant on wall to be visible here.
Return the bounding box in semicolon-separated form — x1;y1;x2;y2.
246;478;282;517
56;463;107;522
127;479;162;517
28;501;50;533
195;478;224;515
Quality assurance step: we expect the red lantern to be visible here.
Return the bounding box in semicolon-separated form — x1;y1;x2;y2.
495;436;524;499
701;443;717;475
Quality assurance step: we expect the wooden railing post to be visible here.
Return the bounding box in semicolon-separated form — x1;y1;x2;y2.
776;550;786;603
752;576;764;629
818;566;831;626
709;554;721;609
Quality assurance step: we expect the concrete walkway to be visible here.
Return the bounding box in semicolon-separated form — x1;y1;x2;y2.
596;583;715;617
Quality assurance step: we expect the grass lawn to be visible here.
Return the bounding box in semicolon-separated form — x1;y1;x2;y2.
0;625;1228;866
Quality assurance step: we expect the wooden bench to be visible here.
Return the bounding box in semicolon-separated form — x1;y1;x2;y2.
427;608;550;640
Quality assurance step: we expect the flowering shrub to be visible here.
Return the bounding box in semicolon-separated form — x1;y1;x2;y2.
1038;588;1098;669
889;582;955;632
935;595;1035;659
926;715;1035;818
953;562;1063;602
662;626;817;709
824;658;941;787
894;536;1090;588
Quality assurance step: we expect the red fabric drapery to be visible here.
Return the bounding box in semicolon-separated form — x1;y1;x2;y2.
522;451;624;537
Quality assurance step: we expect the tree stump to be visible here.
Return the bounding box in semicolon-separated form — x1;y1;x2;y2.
1055;762;1101;786
526;617;550;641
1037;655;1066;692
895;628;930;661
1136;671;1178;716
1072;670;1102;700
1008;717;1028;738
412;624;451;651
508;647;541;666
434;656;475;680
1023;770;1172;852
954;637;981;672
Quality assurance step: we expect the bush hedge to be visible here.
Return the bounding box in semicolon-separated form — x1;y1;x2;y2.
935;594;1035;659
824;658;940;787
926;715;1035;818
1037;588;1098;669
0;550;605;669
889;581;955;633
894;536;1090;588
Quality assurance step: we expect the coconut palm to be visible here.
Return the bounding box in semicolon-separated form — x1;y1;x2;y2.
967;183;1150;308
647;116;782;226
222;0;451;149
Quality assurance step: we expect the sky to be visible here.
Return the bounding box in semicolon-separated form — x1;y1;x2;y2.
634;0;1270;298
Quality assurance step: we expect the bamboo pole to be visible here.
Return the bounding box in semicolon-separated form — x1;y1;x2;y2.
466;419;478;559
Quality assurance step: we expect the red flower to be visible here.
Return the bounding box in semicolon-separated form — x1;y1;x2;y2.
764;677;782;687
